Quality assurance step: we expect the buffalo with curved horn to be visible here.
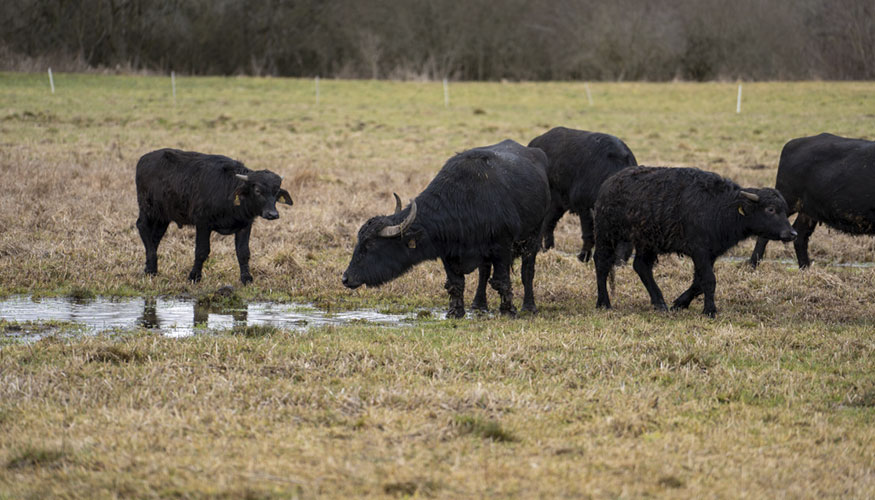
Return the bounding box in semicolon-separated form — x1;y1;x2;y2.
342;140;551;318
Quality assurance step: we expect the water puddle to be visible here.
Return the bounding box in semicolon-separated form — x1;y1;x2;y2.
721;256;875;268
0;296;431;342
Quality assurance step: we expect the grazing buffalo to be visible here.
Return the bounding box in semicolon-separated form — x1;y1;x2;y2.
341;140;550;318
528;127;637;261
135;148;293;284
593;166;796;317
749;133;875;269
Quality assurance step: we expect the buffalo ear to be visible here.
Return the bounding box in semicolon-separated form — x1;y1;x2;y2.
277;188;293;206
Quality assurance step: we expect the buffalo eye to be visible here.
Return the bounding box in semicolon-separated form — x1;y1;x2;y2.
765;206;776;214
254;186;262;196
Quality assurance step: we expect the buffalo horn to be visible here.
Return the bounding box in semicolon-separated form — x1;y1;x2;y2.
740;191;759;202
393;193;402;214
235;174;249;182
379;199;417;237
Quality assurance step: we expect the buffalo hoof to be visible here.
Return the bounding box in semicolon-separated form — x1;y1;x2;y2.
521;303;537;315
702;308;717;318
670;302;689;311
578;250;592;262
240;274;253;285
542;234;555;250
446;307;465;319
144;267;157;276
499;306;517;318
653;302;668;312
188;270;202;283
470;300;488;313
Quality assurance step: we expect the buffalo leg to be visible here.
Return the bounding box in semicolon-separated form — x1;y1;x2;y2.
489;250;517;316
137;216;169;275
471;263;490;312
594;243;615;309
442;259;466;319
540;198;565;250
632;250;667;311
691;253;718;317
188;226;211;282
671;256;714;310
520;251;537;313
749;237;768;268
792;214;817;269
578;212;595;262
235;224;253;284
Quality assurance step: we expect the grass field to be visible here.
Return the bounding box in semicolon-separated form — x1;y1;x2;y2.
1;73;874;498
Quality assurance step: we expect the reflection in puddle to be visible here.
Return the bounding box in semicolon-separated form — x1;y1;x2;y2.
0;296;427;341
721;256;875;268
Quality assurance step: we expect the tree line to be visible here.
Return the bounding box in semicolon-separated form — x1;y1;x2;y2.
1;0;873;80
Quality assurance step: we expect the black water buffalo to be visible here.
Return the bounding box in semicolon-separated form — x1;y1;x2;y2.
593;166;796;317
135;148;293;284
341;140;550;318
749;133;875;269
528;127;637;261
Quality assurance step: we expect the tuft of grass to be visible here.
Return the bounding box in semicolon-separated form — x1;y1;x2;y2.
848;389;875;408
452;415;517;442
231;323;281;338
68;286;95;302
85;345;146;364
6;446;70;470
196;286;247;311
657;476;684;489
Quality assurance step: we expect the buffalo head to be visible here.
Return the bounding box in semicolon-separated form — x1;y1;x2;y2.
342;194;424;289
234;171;293;220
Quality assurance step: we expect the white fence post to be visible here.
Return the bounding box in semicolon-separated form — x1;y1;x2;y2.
736;83;742;114
48;68;55;94
443;78;449;108
171;71;176;103
315;76;320;105
584;83;593;106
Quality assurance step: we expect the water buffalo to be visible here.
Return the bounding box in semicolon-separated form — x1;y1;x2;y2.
341;140;550;318
528;126;637;261
135;148;293;284
593;166;796;317
749;133;875;268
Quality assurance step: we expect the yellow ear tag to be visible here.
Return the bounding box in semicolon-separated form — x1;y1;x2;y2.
234;194;241;206
738;205;745;216
408;239;416;249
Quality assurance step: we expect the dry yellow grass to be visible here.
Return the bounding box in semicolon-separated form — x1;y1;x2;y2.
1;73;874;498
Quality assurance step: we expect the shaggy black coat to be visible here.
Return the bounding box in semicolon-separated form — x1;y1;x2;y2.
135;148;292;284
593;166;796;317
750;133;875;269
342;140;550;318
528;126;637;261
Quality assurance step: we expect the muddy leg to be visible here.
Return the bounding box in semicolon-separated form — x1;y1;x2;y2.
137;216;168;275
442;259;466;319
235;224;253;284
594;243;615;309
578;212;595;262
188;225;211;282
471;263;490;312
632;250;666;310
792;214;817;269
489;251;516;317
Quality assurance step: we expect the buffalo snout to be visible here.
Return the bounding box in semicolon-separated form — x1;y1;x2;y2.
781;228;798;242
262;209;279;220
341;271;361;289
